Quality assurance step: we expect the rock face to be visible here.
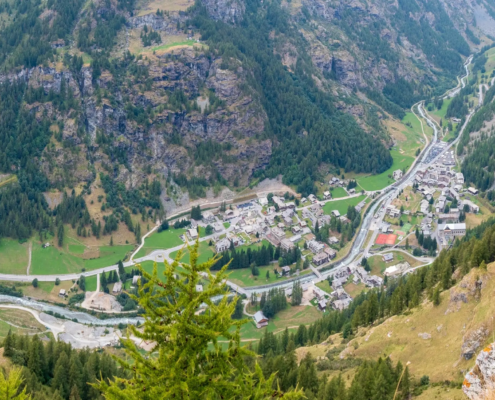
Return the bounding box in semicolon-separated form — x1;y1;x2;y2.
200;0;245;23
463;343;495;399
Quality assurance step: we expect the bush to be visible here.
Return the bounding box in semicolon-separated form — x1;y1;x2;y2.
32;278;38;288
55;278;60;285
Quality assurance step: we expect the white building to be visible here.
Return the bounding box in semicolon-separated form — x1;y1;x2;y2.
215;238;231;253
393;169;403;180
202;211;215;223
307;240;325;254
438;223;466;240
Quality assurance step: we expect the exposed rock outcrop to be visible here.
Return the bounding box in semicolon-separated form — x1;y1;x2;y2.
200;0;245;23
463;343;495;399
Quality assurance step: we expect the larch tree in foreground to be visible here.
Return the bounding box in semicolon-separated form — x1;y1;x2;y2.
97;240;302;399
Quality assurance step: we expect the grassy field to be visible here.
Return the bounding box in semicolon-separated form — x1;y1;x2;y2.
322;195;367;216
343;282;366;298
233;304;322;341
170;241;215;265
31;243;133;275
225;265;311;287
329;187;348;199
0;239;29;274
0;308;46;339
316;280;333;293
85;275;98;292
134;228;187;258
357;150;415;191
150;40;196;53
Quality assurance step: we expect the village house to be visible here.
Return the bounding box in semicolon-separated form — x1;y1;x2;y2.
366;275;384;288
212;222;224;232
386;205;401;218
331;210;341;217
332;277;346;290
307;240;325;254
202;210;215;224
348;188;356;195
223;209;239;221
324;247;337;260
253;311;269;328
384;262;411;277
313;286;327;300
281;238;295;252
318;299;328;311
187;228;198;240
438;223;466;240
132;276;141;286
393;169;403;180
313;252;329;266
59;289;66;298
355;266;369;282
271;227;286;241
290;234;302;243
468;187;479;195
258;197;268;206
280;266;291;276
112;281;123;294
195;284;203;292
382;253;394;263
461;199;480;213
318;215;331;227
323;191;332;200
215;238;231;253
308;194;318;203
292;225;302;235
328;236;339;245
332;297;352;311
299;220;308;228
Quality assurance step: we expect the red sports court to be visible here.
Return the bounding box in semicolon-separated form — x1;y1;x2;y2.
375;234;397;246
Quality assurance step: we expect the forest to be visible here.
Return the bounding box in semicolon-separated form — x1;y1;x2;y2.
2;331;125;400
191;0;393;195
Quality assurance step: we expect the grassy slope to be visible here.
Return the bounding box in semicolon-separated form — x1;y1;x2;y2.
0;239;29;274
322;195;367;215
295;263;495;391
30;242;133;275
357;150;414;191
135;228;187;258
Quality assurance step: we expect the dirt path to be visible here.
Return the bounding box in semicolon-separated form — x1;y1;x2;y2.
80;273;100;310
26;242;32;275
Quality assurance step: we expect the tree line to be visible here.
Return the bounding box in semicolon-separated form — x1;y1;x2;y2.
2;331;125;400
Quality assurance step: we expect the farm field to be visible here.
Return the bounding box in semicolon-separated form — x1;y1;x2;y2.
322;195;367;216
170;241;215;265
0;239;30;274
357;150;414;191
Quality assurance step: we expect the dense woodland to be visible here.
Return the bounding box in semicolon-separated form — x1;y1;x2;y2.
2;331;125;400
191;0;393;195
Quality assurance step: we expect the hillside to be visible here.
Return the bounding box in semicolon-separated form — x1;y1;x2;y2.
292;262;495;398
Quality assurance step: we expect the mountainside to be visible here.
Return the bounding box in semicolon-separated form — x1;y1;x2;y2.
0;0;492;243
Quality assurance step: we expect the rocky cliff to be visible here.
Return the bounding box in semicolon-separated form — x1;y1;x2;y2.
464;343;495;399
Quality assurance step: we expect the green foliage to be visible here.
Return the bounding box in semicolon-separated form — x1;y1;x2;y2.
192;1;392;195
462;133;495;191
3;332;123;399
211;243;276;270
32;279;38;288
291;281;303;306
0;366;31;400
96;241;302;398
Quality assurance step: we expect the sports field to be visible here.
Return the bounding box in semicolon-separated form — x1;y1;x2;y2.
375;234;397;246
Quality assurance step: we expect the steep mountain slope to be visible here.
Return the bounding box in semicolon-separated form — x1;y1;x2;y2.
294;262;495;398
0;0;491;243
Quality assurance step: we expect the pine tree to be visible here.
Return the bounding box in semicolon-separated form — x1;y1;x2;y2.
118;260;126;282
3;329;14;358
57;222;64;247
52;351;70;398
69;385;82;400
95;240;302;398
0;367;30;400
78;275;86;291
